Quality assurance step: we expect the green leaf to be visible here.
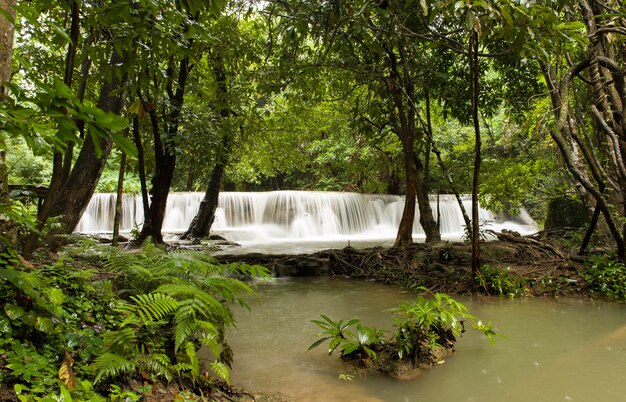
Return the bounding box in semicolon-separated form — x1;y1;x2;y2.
4;304;25;321
111;131;137;157
48;288;65;305
307;336;331;352
35;316;54;333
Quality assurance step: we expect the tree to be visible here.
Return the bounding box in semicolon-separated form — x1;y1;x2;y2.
264;0;441;246
523;0;626;259
0;0;16;248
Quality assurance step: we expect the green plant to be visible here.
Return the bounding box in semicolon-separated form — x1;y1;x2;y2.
308;315;384;360
93;242;270;386
462;219;493;242
390;289;496;364
309;289;497;374
583;255;626;300
476;265;527;296
0;240;269;400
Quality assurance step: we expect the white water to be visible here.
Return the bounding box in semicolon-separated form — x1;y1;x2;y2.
75;191;537;247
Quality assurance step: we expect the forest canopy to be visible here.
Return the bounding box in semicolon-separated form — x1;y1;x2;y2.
0;0;624;260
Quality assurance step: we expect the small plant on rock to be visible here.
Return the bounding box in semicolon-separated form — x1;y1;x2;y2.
309;288;497;377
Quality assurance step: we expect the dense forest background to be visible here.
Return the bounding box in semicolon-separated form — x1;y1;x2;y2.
0;0;624;258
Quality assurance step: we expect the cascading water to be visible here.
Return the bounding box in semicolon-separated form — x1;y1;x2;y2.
75;191;537;246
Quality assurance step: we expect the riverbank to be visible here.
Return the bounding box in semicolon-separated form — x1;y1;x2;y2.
215;237;585;298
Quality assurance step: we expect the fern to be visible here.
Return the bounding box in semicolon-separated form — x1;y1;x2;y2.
135;353;173;382
157;283;231;324
211;361;230;383
102;327;138;353
173;314;217;352
94;352;136;384
127;293;180;323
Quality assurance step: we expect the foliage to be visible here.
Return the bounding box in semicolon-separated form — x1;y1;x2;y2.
476;265;527;297
309;288;497;374
308;315;384;360
462;219;493;243
0;242;269;399
583;255;626;300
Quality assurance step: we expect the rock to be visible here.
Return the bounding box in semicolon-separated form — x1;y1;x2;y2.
544;197;588;230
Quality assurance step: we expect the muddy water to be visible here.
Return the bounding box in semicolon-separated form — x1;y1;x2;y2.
228;277;626;402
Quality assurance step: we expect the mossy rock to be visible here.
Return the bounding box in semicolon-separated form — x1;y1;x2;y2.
544;197;588;230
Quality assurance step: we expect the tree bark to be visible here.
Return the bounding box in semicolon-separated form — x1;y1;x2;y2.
414;154;440;242
469;30;481;275
183;58;233;239
132;116;150;224
46;50;126;234
136;53;191;244
112;152;127;246
0;0;16;249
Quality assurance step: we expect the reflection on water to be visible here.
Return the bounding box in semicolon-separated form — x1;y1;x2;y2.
228;277;626;402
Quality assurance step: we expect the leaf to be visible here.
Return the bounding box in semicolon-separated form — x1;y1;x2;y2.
111;130;137;157
4;304;24;321
0;8;15;24
58;351;77;390
48;288;65;305
211;361;230;383
35;317;54;333
307;336;331;352
51;23;72;43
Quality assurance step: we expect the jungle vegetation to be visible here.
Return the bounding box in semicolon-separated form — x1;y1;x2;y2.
0;0;625;399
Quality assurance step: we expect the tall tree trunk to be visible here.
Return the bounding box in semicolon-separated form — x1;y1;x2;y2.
183;58;232;239
385;45;416;247
469;30;481;275
136;54;191;244
46;50;126;235
112;152;127;246
395;138;417;247
0;0;16;249
183;135;232;239
132;116;150;224
414;155;440;242
24;2;81;253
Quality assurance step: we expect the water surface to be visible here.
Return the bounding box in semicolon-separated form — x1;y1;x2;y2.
228;277;626;402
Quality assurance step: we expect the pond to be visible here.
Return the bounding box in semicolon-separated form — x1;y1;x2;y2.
228;277;626;402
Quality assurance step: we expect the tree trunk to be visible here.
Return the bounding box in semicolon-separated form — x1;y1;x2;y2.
136;54;191;244
46;50;126;235
182;56;232;240
112;152;127;246
23;2;82;253
132;116;150;224
414;155;440;242
0;0;16;249
469;30;481;275
395;140;416;247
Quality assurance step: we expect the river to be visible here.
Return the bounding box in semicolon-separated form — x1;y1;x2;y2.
228;277;626;402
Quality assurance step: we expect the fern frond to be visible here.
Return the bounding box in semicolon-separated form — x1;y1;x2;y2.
102;327;138;353
135;353;173;382
200;331;220;357
157;284;231;323
203;276;254;305
128;293;180;323
183;341;200;379
211;361;230;384
94;352;136;384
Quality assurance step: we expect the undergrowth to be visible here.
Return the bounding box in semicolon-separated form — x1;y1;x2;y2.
0;240;269;401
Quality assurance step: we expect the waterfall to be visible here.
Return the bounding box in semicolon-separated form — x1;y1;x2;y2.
74;191;537;242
